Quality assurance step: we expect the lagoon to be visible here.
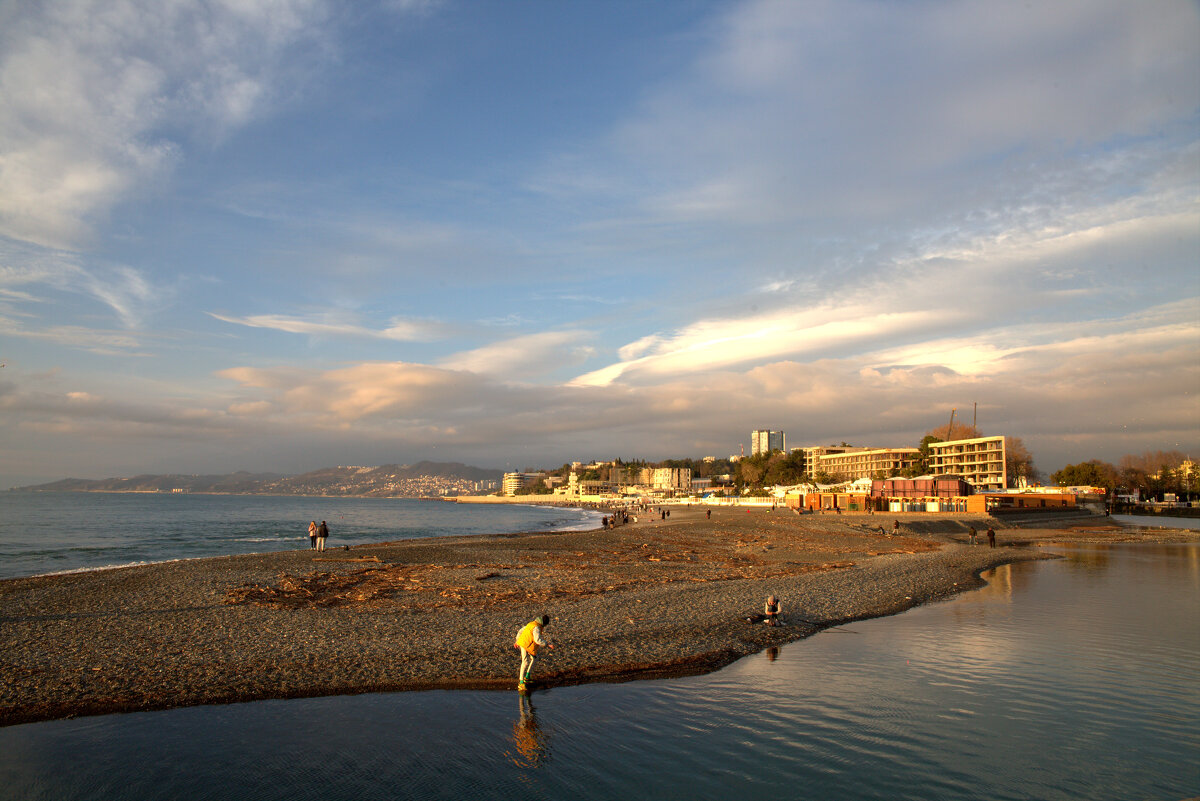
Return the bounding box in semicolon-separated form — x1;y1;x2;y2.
2;541;1196;800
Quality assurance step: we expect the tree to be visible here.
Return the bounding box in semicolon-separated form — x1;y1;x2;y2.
1051;460;1118;489
924;423;982;442
1004;436;1038;486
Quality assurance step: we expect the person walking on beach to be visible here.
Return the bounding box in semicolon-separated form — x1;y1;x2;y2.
515;615;553;691
764;595;782;626
987;528;996;548
308;521;318;550
316;520;329;552
968;526;977;546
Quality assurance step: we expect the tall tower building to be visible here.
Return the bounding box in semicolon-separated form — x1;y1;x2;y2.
751;429;786;456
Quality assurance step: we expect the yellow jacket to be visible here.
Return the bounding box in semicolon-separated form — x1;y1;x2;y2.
515;619;546;654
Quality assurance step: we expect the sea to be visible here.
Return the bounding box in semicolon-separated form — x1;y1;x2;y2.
1;493;1197;800
0;491;604;581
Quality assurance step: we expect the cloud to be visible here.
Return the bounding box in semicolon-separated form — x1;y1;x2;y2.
207;311;444;342
438;331;596;378
0;0;336;249
0;237;165;330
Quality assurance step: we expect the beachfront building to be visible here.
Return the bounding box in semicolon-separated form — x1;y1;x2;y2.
502;471;547;496
927;436;1007;490
751;429;786;456
792;445;863;477
814;447;920;481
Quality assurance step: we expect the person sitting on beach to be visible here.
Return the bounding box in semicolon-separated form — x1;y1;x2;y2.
515;615;553;691
764;595;781;626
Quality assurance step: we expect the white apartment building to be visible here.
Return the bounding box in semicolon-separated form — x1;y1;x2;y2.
927;436;1007;490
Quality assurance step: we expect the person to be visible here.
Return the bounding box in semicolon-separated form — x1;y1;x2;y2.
987;528;996;548
706;509;711;519
308;520;318;550
968;526;977;546
316;520;329;552
515;615;553;691
892;520;900;537
764;595;782;626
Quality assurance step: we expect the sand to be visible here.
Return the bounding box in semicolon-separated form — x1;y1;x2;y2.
1;507;1192;727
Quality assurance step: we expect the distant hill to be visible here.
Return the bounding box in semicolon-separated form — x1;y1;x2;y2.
12;462;503;498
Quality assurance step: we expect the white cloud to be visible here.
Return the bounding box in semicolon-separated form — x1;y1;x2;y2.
439;331;596;378
0;0;335;249
207;311;444;342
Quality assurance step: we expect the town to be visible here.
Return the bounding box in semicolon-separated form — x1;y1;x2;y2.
498;427;1197;515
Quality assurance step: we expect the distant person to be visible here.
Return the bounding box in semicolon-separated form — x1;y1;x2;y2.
316;520;329;552
515;615;553;692
308;520;317;550
764;595;782;626
892;520;900;537
987;528;996;548
968;527;977;546
706;509;711;519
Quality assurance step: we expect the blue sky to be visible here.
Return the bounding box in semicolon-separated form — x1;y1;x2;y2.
2;0;1198;487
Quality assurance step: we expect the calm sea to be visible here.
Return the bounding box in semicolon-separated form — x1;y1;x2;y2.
1;534;1196;799
0;491;603;580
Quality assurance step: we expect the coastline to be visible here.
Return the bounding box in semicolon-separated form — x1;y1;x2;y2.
2;508;1193;727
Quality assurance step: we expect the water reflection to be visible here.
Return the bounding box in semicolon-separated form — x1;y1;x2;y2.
507;693;549;769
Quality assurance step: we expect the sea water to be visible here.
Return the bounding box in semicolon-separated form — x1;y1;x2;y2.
0;491;603;580
1;541;1196;800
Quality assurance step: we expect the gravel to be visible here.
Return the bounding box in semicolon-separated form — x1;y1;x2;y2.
1;507;1186;726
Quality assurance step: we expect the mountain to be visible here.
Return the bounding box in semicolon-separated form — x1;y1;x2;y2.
11;462;503;497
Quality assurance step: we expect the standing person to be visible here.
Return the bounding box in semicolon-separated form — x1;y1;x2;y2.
987;528;996;548
968;526;977;546
515;615;553;692
892;520;900;537
308;521;318;550
316;520;329;552
764;595;782;626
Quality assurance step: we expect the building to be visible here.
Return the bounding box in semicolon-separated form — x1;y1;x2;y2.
502;472;547;496
638;467;693;493
793;445;863;476
751;429;787;455
927;436;1007;490
815;448;920;480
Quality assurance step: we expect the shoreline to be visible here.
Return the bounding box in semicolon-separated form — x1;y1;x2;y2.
2;509;1194;727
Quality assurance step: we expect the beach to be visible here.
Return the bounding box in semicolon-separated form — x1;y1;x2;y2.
2;507;1192;727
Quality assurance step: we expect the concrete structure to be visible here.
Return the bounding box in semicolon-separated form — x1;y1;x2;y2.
502;471;547;496
816;448;920;480
751;429;786;456
872;477;973;499
638;467;693;493
928;436;1007;490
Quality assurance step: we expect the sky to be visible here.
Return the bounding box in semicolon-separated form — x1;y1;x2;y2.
1;0;1198;487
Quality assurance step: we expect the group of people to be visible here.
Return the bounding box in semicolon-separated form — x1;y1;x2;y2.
966;526;997;547
307;520;329;551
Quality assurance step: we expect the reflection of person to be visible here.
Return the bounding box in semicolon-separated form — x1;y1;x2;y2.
316;520;328;552
308;521;318;550
764;595;781;626
515;615;553;691
509;693;549;768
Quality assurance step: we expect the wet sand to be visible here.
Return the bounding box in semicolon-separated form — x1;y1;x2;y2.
1;508;1191;726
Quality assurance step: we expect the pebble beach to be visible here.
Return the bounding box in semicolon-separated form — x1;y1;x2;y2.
2;507;1191;727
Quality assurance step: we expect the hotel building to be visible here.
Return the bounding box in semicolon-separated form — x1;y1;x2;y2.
927;436;1007;490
